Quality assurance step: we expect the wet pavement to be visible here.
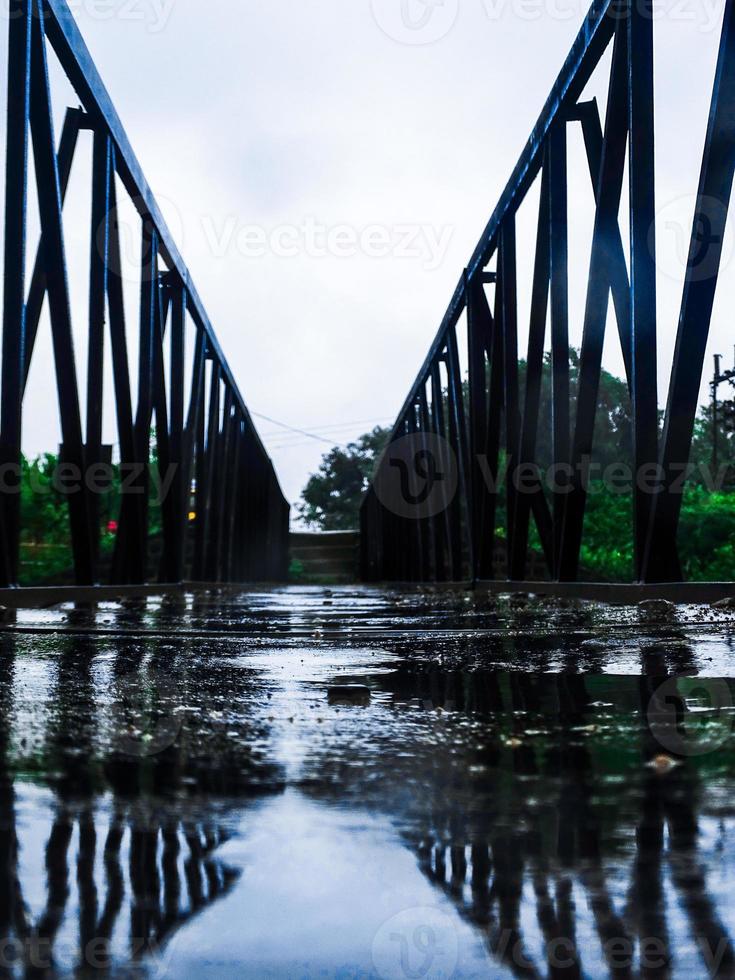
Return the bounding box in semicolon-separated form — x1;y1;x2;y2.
0;586;735;977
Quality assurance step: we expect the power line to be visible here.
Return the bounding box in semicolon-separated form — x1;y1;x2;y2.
252;411;394;449
266;427;394;451
260;416;394;439
250;410;350;448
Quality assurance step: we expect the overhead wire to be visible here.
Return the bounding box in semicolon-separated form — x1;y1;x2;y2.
252;411;395;451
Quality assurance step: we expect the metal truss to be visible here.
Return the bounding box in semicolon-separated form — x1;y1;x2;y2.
362;0;735;585
1;0;289;587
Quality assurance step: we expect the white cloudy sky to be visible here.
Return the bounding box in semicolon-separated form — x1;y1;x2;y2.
1;0;733;515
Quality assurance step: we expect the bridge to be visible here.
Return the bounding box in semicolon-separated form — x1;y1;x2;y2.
2;0;733;602
2;1;735;977
1;0;289;600
362;0;735;597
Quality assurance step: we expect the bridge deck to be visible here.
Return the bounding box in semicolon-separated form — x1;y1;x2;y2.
0;586;734;976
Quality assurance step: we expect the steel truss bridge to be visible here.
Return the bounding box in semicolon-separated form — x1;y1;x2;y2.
1;0;289;594
362;0;735;590
3;0;735;599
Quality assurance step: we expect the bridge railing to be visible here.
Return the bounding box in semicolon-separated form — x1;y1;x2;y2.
1;0;289;587
362;0;735;586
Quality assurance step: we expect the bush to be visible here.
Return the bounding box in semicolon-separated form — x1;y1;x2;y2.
679;487;735;581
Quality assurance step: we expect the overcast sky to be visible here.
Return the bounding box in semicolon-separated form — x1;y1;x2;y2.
1;0;733;515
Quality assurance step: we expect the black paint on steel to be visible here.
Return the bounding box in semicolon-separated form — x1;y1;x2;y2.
559;27;629;583
362;0;735;586
1;0;289;587
627;0;659;582
510;158;553;581
645;0;735;582
0;0;33;587
30;0;94;585
548;121;569;578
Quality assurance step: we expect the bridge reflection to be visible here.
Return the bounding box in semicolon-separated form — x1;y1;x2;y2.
300;658;735;978
0;591;733;976
412;670;735;978
0;628;276;977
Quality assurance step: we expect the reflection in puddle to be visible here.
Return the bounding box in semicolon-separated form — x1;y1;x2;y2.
0;587;734;977
163;792;489;979
4;786;239;977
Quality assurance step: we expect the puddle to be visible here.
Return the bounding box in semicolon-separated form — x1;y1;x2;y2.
0;587;734;977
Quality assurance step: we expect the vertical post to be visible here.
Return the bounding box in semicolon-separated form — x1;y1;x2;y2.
466;272;488;580
180;329;205;580
446;326;471;581
480;274;506;581
201;361;221;580
152;283;175;583
87;131;111;578
193;358;210;580
223;413;242;582
713;355;721;473
548;120;570;577
500;219;519;575
168;280;186;581
511;162;550;582
628;0;659;581
643;0;735;581
210;387;234;582
418;385;437;580
131;220;158;582
431;362;453;582
0;0;33;586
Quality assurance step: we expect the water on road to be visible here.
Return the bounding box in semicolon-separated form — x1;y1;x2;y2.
1;586;734;978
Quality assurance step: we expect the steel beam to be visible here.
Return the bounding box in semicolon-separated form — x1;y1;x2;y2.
644;0;735;582
627;0;660;581
0;0;33;586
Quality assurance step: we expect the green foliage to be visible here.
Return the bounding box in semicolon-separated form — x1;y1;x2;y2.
21;454;71;545
678;487;735;581
578;483;634;582
17;441;165;585
298;427;391;530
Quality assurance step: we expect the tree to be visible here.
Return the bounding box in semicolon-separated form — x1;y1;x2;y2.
298;427;391;530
